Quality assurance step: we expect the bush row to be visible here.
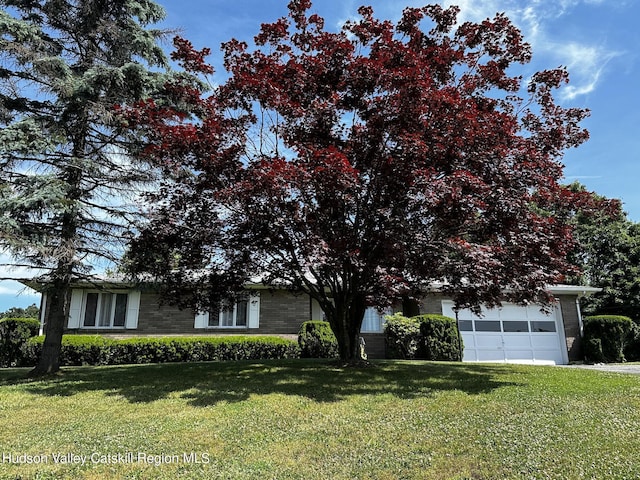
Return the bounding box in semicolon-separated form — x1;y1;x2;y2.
384;313;462;361
22;335;301;367
0;317;40;367
297;315;463;361
298;314;640;364
5;315;462;366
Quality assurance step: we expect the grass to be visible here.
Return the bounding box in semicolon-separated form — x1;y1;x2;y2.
0;360;639;480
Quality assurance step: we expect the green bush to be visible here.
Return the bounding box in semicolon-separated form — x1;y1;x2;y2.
384;313;422;359
416;314;463;361
625;323;640;362
583;315;635;363
23;335;301;367
384;313;462;361
298;321;339;358
0;317;40;367
583;337;605;363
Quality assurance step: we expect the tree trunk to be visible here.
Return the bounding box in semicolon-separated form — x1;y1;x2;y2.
402;296;420;317
454;310;464;362
30;163;81;376
329;293;367;365
30;281;69;376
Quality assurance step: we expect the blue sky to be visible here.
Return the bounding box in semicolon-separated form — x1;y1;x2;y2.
1;0;637;312
159;0;639;216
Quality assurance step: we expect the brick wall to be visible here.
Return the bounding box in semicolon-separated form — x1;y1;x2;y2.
60;289;313;336
58;287;585;363
136;293;195;334
361;333;385;359
66;293;196;335
420;294;447;315
133;290;313;336
258;290;312;334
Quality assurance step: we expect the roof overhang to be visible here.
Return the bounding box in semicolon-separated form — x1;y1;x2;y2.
547;284;601;297
21;275;601;299
19;276;139;292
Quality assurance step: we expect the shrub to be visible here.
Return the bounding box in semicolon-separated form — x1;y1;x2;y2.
583;315;635;363
0;317;41;367
22;335;114;366
625;323;640;362
384;313;462;361
298;321;339;358
384;313;422;359
583;337;605;363
23;335;301;367
416;314;463;362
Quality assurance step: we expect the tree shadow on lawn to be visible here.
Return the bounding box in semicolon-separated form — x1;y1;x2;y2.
2;360;523;407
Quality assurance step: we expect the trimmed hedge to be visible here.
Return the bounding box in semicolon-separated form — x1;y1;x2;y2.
298;321;339;358
626;324;640;362
384;313;462;361
583;315;635;363
22;335;301;367
416;314;463;361
384;313;422;359
0;317;40;367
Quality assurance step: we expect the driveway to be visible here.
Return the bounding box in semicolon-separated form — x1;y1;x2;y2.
564;363;640;375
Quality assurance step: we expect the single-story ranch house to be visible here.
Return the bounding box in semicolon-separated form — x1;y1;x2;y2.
23;278;599;365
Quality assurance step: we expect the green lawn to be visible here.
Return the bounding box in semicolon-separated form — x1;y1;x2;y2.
0;360;639;480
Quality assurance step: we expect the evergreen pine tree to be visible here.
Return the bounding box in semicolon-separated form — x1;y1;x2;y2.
0;0;172;374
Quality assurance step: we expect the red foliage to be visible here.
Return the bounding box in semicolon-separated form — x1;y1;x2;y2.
171;37;214;75
120;4;612;360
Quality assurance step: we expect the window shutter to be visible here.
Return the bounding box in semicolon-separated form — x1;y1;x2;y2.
247;292;260;329
125;291;141;329
67;290;83;329
194;311;209;329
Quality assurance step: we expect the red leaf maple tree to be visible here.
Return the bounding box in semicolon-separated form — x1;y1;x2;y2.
122;2;611;363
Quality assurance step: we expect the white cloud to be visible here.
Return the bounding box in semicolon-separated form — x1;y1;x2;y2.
442;0;510;23
0;280;40;312
0;252;44;280
0;280;39;297
556;42;620;100
438;0;622;102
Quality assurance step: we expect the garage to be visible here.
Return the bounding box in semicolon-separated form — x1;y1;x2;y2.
441;300;567;365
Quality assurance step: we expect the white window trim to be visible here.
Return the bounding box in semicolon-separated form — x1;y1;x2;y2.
212;301;248;328
195;292;260;329
67;289;140;330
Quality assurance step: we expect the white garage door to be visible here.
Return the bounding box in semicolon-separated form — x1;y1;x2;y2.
441;301;567;365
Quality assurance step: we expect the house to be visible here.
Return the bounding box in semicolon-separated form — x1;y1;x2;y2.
23;277;599;364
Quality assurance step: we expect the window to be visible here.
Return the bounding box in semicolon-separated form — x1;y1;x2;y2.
209;300;248;328
475;321;501;332
361;307;391;333
67;289;139;330
502;321;530;333
82;292;129;328
531;321;556;333
195;293;260;329
458;320;473;331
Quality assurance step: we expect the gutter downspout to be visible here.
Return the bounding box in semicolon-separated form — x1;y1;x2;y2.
576;294;586;338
